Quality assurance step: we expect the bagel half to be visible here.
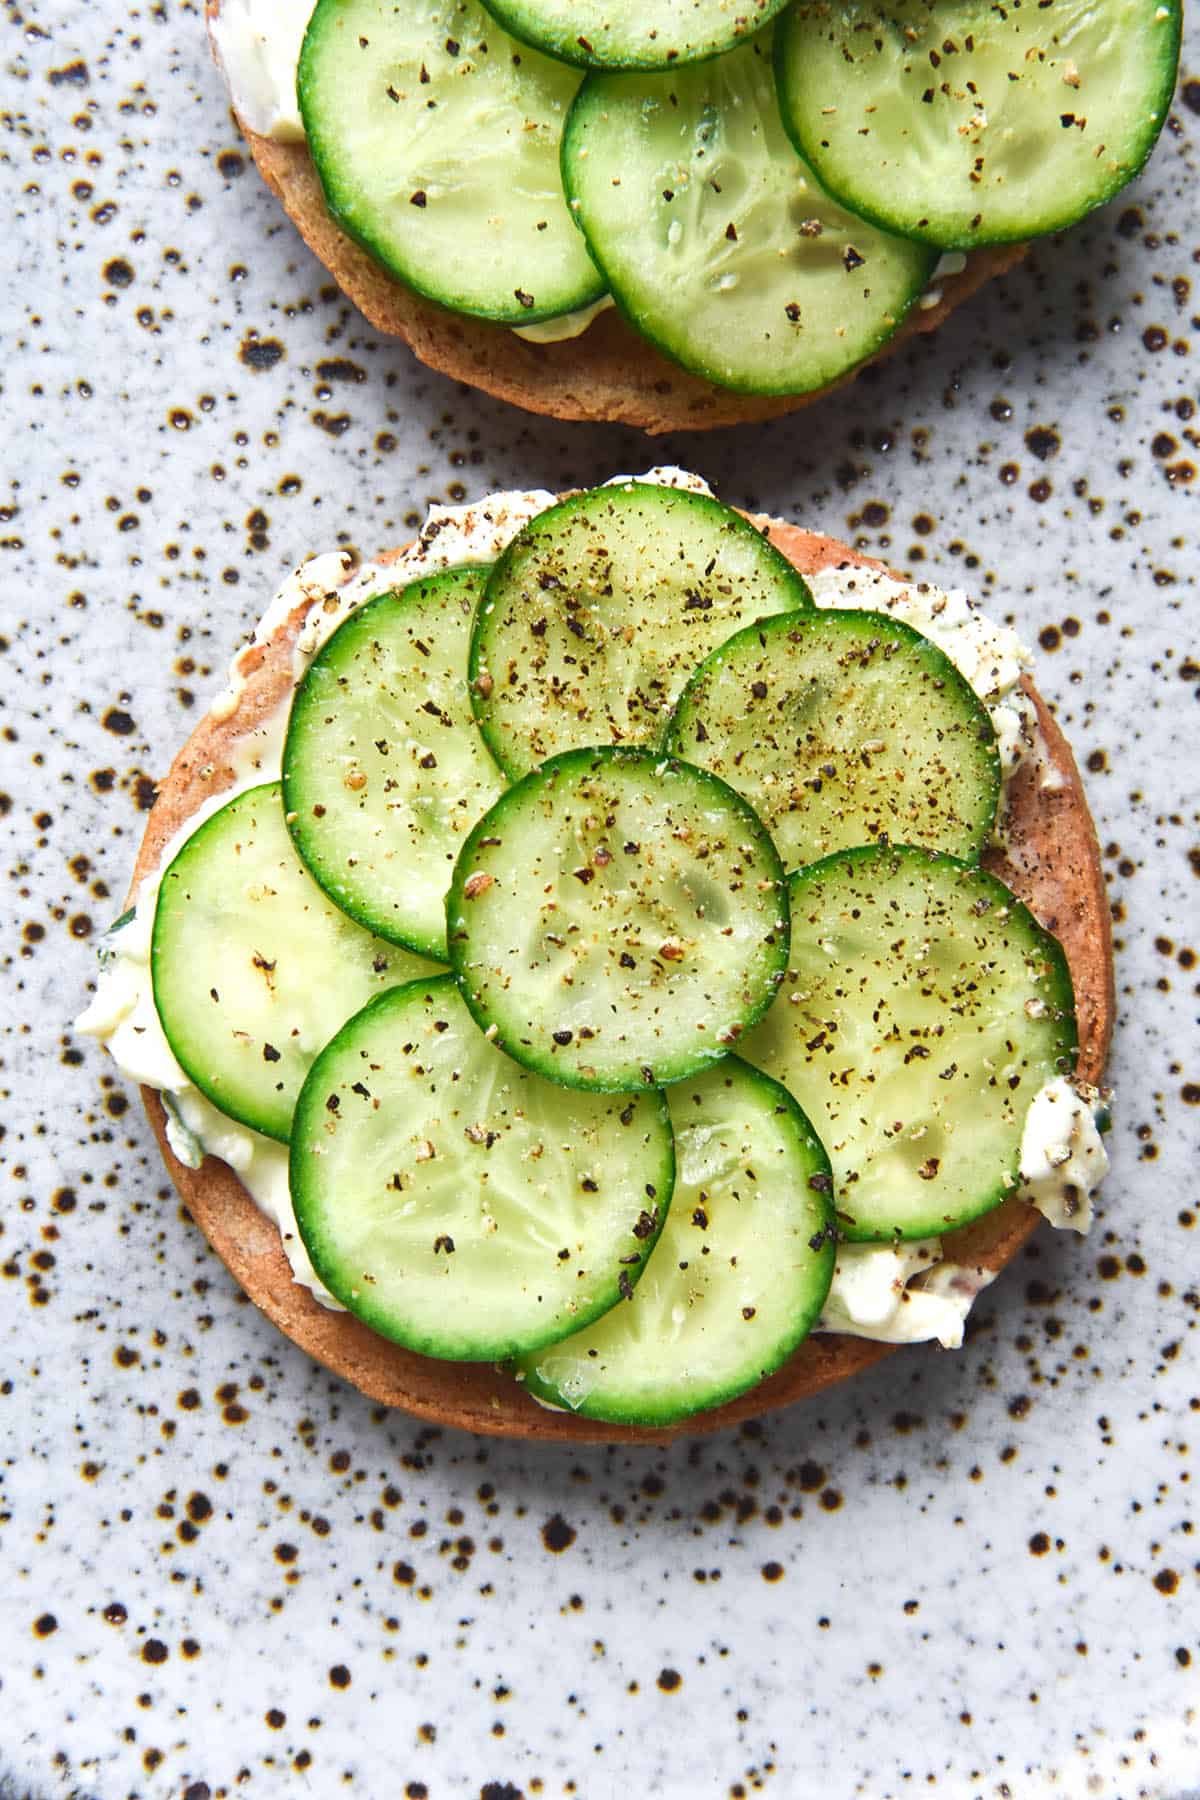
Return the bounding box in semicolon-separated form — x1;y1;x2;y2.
126;518;1113;1442
206;0;1026;434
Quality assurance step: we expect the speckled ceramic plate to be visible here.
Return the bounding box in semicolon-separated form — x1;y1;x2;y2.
3;3;1198;1796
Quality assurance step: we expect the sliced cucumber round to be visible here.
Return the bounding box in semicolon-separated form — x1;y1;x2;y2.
283;566;505;962
290;976;674;1360
470;482;813;778
665;607;1000;871
742;845;1077;1241
775;0;1182;250
562;35;936;395
298;0;603;323
447;747;791;1091
151;784;439;1143
478;0;791;70
516;1057;834;1425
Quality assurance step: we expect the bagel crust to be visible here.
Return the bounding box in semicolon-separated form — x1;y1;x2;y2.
205;0;1026;434
125;519;1113;1442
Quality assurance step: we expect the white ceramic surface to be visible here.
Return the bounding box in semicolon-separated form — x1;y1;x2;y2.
2;4;1198;1796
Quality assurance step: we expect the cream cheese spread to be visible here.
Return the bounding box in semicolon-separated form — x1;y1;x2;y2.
1016;1075;1109;1233
917;249;969;312
818;1240;996;1350
78;472;1110;1345
511;296;616;345
209;0;309;142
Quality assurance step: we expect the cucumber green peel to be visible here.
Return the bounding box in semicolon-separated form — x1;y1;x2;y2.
447;746;791;1092
478;0;792;70
742;844;1078;1241
517;1057;834;1425
290;977;674;1359
562;34;936;395
470;482;813;778
151;783;438;1143
775;0;1182;249
666;606;1001;871
298;0;603;322
283;566;505;961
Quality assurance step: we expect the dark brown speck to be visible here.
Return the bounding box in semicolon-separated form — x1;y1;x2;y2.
541;1514;576;1553
239;334;285;371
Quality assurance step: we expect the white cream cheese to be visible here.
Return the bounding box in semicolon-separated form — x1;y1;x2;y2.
209;0;308;142
1017;1076;1109;1234
819;1240;996;1350
78;472;1110;1343
512;295;616;344
918;249;969;312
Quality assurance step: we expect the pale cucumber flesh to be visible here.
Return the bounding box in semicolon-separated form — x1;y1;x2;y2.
299;0;603;320
666;607;1000;870
290;977;674;1359
562;34;935;394
151;784;438;1142
517;1057;834;1425
742;845;1077;1240
447;747;791;1091
283;566;505;961
478;0;792;69
471;482;813;778
775;0;1182;247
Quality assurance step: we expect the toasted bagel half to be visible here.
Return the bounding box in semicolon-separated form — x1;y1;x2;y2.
206;0;1026;434
126;518;1112;1442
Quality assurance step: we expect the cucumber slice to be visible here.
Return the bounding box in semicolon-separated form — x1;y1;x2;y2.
447;747;790;1091
775;0;1182;250
290;976;674;1359
470;482;813;778
516;1057;834;1425
152;784;439;1142
665;607;1000;871
561;35;936;395
297;0;603;323
479;0;792;70
283;566;505;962
742;845;1077;1241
